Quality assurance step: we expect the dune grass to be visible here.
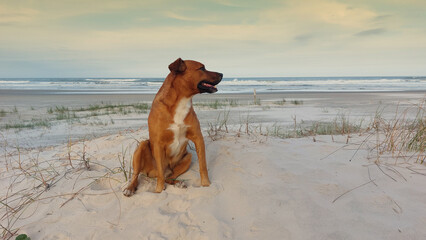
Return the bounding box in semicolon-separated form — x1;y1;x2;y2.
4;120;50;130
194;99;238;109
0;133;133;239
0;102;151;130
205;99;424;163
0;109;6;118
369;100;425;163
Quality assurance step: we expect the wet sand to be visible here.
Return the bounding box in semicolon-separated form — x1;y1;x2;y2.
1;89;424;109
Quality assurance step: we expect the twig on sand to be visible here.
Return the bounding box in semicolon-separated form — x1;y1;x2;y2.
0;222;18;239
320;144;349;160
106;175;121;226
60;183;93;208
367;167;378;187
349;134;373;162
406;166;426;176
332;179;375;203
375;163;397;182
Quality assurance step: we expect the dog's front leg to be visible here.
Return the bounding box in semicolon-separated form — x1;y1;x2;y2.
188;126;211;187
152;145;166;193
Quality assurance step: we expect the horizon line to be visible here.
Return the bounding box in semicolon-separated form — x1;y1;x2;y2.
0;75;425;79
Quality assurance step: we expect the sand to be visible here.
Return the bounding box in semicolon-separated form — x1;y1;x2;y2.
1;91;425;239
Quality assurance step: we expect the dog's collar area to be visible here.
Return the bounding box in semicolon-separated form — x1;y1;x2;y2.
197;80;218;93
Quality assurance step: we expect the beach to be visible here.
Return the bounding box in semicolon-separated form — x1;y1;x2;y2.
0;90;425;239
3;0;426;238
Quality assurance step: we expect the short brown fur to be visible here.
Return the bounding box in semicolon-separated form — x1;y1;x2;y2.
123;58;222;195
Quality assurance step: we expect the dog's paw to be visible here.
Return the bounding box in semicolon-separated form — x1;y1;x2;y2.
154;184;166;193
201;178;211;187
122;188;135;197
174;181;187;189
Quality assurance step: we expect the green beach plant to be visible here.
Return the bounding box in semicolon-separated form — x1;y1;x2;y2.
0;109;6;117
16;234;31;240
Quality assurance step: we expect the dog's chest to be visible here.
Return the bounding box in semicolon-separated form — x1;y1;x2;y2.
168;98;191;156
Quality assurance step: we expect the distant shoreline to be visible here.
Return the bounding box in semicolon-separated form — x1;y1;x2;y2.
1;89;425;95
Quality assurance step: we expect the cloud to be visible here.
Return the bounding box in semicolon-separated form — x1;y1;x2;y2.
294;34;315;43
212;0;241;7
355;28;386;37
1;0;426;77
163;11;212;22
0;5;39;25
372;14;393;22
260;0;377;29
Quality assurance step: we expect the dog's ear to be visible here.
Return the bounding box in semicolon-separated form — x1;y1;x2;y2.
168;58;187;73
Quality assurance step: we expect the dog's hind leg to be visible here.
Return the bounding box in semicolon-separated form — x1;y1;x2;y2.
123;140;149;197
166;152;192;186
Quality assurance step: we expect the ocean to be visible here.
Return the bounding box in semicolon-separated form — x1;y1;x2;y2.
0;76;425;94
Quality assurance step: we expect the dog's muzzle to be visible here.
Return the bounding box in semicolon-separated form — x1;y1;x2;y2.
197;73;223;94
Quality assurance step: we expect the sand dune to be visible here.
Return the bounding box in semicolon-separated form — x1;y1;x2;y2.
1;92;425;239
1;128;425;239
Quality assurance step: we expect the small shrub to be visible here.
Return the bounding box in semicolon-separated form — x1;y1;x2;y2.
274;99;286;105
16;234;31;240
291;100;303;105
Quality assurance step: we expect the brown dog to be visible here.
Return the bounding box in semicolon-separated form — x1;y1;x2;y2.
123;58;222;196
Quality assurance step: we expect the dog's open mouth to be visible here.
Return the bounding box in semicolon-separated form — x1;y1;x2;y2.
197;80;218;93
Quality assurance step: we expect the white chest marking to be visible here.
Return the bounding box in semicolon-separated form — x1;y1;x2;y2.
168;97;191;157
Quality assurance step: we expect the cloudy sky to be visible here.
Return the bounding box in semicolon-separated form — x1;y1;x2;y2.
1;0;425;77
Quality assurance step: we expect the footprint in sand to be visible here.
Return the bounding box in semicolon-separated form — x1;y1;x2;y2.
186;182;224;200
90;178;111;191
159;198;191;215
149;211;208;240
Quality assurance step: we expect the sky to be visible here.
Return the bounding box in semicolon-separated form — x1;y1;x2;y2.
1;0;426;78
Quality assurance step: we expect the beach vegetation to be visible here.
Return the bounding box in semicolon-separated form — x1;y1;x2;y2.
207;109;230;140
369;100;425;163
56;111;77;121
3;119;50;130
0;109;6;117
228;99;238;107
16;234;31;240
133;103;149;111
194;99;238;109
55;106;69;113
291;100;303;105
117;145;131;182
254;98;261;105
274;98;287;105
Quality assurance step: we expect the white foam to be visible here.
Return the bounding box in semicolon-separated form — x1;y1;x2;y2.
85;78;139;82
0;80;30;84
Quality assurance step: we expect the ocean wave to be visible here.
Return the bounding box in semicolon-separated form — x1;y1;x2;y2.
85;79;140;82
0;77;424;93
147;82;164;86
0;80;31;84
221;78;425;86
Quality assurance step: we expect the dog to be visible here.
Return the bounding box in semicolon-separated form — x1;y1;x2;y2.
123;58;222;196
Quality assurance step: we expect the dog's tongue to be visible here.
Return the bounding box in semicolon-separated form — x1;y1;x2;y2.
203;82;216;89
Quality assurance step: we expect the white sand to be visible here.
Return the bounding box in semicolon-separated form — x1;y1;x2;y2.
1;131;425;239
1;92;425;239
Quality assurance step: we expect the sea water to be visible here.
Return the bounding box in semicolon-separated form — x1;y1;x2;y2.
0;76;425;94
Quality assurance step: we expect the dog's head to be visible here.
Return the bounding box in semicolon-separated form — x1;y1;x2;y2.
168;58;223;94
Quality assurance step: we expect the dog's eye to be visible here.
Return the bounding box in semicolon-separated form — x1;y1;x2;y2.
199;66;206;71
